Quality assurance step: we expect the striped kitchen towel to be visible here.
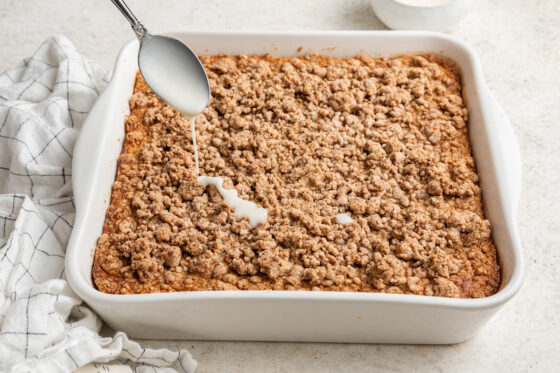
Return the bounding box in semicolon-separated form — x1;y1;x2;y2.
0;35;197;373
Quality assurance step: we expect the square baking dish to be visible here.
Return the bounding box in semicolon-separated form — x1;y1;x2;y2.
66;31;523;343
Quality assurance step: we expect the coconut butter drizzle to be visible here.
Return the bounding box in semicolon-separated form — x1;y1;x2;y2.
189;116;352;228
189;117;200;175
189;116;268;228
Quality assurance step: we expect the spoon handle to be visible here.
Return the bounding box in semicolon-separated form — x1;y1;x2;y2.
110;0;148;41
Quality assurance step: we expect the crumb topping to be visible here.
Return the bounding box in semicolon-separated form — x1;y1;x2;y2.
92;54;500;298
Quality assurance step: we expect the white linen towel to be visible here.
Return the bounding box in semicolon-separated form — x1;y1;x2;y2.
0;35;197;373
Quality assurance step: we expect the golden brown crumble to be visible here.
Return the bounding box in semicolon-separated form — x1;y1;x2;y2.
92;53;501;298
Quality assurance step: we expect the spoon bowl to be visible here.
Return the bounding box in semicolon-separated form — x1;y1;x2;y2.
111;0;210;116
139;34;210;116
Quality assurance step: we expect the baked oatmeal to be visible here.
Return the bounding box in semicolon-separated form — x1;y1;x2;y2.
92;54;501;298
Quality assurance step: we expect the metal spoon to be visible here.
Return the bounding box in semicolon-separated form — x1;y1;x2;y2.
110;0;210;117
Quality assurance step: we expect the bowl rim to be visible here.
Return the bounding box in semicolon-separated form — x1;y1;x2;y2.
388;0;471;8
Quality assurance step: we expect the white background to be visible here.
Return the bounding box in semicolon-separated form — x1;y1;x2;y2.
1;0;559;371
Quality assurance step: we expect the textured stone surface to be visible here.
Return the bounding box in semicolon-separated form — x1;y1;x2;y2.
2;0;559;372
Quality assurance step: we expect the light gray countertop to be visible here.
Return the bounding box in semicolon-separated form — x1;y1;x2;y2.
2;0;559;372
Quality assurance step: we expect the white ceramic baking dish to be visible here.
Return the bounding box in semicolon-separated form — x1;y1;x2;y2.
66;31;523;343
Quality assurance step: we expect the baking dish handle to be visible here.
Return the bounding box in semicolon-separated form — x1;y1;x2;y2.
482;85;522;220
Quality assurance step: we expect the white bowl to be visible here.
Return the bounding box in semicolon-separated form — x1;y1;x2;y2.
66;30;523;343
370;0;475;32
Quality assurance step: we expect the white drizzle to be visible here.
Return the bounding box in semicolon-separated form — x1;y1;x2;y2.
189;117;200;175
197;176;268;228
336;213;354;224
187;115;267;228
